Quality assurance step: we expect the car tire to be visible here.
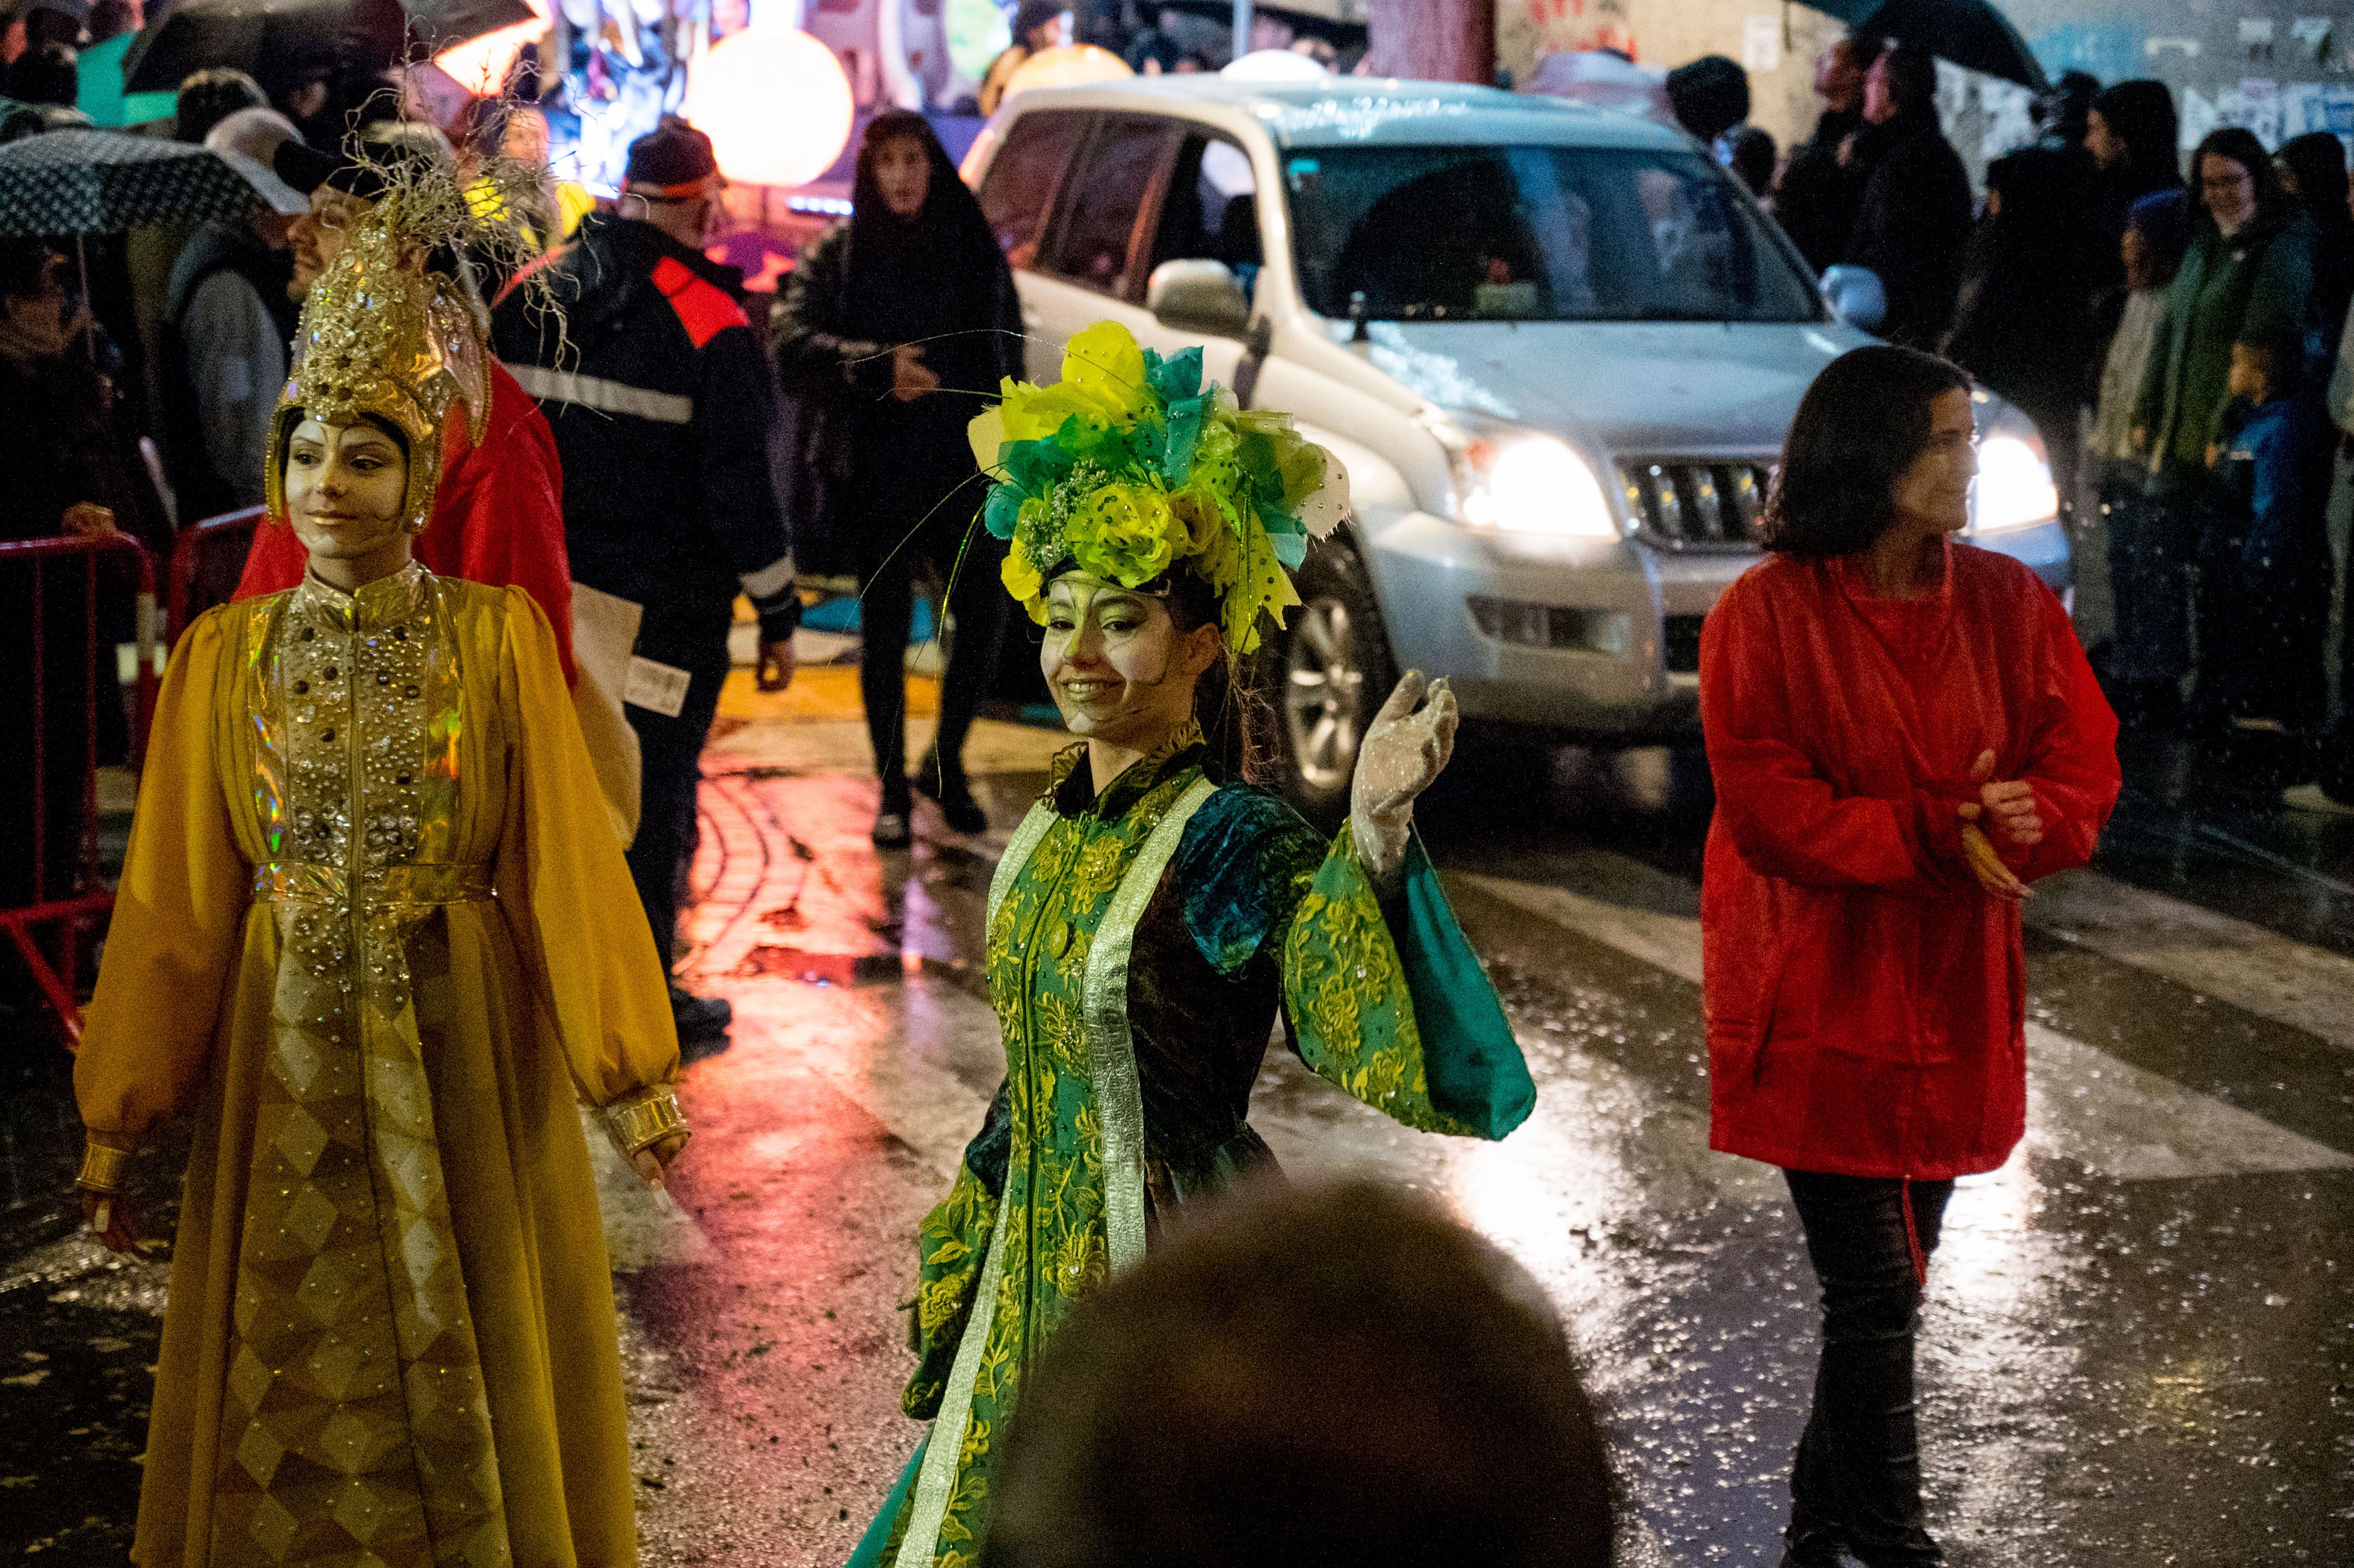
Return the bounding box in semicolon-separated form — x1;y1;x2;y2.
1267;531;1397;828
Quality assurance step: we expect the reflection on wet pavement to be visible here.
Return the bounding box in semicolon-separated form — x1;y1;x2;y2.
4;678;2350;1565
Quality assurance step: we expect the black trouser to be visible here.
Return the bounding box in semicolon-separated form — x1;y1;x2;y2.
859;529;1007;800
623;612;732;976
1782;1170;1955;1567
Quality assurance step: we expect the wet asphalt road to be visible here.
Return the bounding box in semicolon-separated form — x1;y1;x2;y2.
3;670;2351;1566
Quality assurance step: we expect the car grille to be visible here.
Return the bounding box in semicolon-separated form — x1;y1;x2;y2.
1615;459;1775;551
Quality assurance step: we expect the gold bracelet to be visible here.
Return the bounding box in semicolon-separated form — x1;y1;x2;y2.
603;1086;689;1158
76;1138;136;1194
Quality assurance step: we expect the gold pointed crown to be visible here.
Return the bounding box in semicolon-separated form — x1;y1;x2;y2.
263;113;561;532
262;204;491;531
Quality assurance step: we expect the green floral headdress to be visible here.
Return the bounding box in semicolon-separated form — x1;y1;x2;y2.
966;321;1349;654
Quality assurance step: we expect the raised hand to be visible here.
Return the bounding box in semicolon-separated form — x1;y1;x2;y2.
1351;671;1459;880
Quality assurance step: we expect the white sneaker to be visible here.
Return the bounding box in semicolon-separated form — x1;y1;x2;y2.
2282;783;2354;817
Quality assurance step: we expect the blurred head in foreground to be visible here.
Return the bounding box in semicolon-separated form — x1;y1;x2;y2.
983;1180;1618;1568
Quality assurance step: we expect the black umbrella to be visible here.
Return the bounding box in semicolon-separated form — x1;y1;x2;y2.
0;127;259;236
1808;0;2049;92
121;0;535;96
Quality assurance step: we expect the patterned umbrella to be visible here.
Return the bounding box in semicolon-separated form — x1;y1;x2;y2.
0;128;259;237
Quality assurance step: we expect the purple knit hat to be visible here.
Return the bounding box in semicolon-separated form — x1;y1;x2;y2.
2125;188;2192;271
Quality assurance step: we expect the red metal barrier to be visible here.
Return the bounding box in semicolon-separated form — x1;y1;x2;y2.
166;505;264;642
0;534;159;1045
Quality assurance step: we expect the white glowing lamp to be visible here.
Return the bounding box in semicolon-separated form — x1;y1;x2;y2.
684;27;855;188
1001;43;1132;101
434;0;552;96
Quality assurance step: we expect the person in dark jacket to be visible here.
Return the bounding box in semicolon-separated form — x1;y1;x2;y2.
1943;145;2102;511
2085;80;2182;289
1839;44;1972;350
492;119;800;1051
771;110;1023;847
162;107;306;519
2123;127;2316;730
0;239;134;923
1770;40;1867;273
2275;132;2353;384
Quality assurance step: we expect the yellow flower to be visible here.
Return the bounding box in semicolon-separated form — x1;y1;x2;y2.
966;403;1006;475
1001;550;1048;622
1058;321;1150;423
1067;482;1184;585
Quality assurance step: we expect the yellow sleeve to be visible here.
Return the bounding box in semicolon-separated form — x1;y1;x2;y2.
75;610;249;1145
493;587;681;1106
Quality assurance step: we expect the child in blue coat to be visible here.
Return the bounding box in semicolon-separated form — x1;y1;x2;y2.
2196;333;2337;742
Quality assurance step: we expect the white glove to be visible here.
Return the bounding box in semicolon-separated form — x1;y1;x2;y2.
1350;671;1458;883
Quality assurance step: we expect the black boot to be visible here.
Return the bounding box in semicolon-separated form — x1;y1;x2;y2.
873;776;913;848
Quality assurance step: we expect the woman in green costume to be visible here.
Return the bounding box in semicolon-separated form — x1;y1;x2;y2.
849;323;1538;1568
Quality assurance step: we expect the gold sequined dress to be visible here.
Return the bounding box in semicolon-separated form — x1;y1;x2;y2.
75;563;680;1567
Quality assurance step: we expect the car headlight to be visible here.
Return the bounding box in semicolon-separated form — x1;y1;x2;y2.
1451;435;1619;539
1970;430;2058;534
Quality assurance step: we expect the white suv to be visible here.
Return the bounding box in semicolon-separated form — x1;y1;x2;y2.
961;77;2068;815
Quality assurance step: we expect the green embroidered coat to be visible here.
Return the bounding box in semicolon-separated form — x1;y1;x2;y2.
849;730;1535;1568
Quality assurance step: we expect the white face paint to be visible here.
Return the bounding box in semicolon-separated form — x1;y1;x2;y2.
283;417;413;586
1039;572;1217;753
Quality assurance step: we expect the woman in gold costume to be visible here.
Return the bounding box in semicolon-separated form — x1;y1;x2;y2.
70;184;685;1567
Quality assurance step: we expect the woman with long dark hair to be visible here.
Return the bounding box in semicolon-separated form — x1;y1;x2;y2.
2277;132;2353;380
773;111;1024;845
2124;126;2316;729
1700;347;2119;1568
846;323;1535;1568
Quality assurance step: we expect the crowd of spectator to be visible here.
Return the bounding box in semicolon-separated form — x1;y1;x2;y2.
1760;42;2354;813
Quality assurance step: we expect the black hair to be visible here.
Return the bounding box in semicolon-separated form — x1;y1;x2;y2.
1869;42;1936;120
1665;54;1750;146
982;1180;1619;1568
7;43;79;109
175;67;268;143
2277;132;2350;225
276;408;412;481
2089;80;2182;200
2231;331;2298;390
1764;345;1972;558
0;238;61;302
2191;127;2285;229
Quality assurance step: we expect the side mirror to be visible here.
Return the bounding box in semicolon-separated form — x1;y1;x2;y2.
1819;265;1887;333
1147;259;1251;339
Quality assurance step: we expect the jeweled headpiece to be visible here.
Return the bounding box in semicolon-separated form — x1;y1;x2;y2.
967;321;1349;654
262;208;489;531
264;119;559;532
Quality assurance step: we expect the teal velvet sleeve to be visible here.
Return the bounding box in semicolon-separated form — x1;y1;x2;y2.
1169;788;1534;1141
1389;830;1537;1140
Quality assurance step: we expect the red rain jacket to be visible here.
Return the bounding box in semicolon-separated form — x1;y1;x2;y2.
236;358;577;685
1699;543;2120;1180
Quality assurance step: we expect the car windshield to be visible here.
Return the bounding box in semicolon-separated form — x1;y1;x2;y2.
1283;144;1819;324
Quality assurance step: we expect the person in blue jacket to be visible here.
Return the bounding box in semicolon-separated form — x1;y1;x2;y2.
2194;332;2337;750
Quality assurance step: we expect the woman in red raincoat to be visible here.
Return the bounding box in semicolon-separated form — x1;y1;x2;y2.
1699;346;2120;1568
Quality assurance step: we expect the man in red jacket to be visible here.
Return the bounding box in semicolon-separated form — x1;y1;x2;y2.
1700;349;2118;1568
232;131;575;684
